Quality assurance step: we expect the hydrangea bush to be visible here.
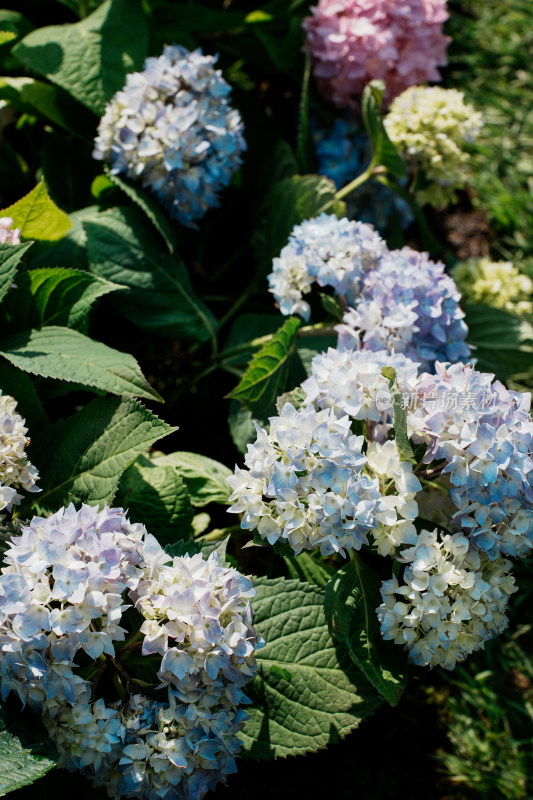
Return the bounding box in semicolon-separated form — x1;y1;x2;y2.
0;1;531;797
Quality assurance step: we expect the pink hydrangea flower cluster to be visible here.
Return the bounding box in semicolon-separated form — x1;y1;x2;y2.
303;0;450;108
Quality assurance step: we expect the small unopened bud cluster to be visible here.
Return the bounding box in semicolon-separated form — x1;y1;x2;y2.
0;504;262;799
0;391;40;512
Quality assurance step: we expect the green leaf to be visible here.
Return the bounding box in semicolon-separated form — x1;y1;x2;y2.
240;577;381;759
319;292;344;322
152;452;232;507
228;399;259;455
0;77;95;136
324;558;407;707
362;81;406;178
84;207;217;343
0;361;47;431
30;396;175;511
464;303;533;380
381;366;414;463
165;534;230;562
0;182;71;243
283;552;335;588
0;31;16;46
253;174;346;274
0;326;161;402
229;317;306;418
0;241;32;304
0;702;57;795
107;172;177;254
117;454;193;546
27;206;102;270
12;0;148;116
2;268;121;334
221;313;283;370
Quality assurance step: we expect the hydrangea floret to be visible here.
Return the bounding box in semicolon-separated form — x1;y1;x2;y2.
303;0;450;108
0;217;21;245
384;86;484;206
408;361;533;560
228;403;385;557
0;391;40;512
452;257;533;319
93;45;246;226
377;529;517;669
0;503;262;800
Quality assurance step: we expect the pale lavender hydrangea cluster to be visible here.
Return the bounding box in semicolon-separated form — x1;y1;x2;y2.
409;362;533;560
377;529;517;669
303;0;450;108
268;214;471;372
0;391;40;512
267;213;387;320
0;504;262;800
0;217;20;245
93;45;246;226
228;403;385;557
336;247;471;366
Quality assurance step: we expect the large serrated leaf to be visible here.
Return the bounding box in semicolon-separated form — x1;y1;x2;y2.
0;326;160;402
152;452;232;507
362;81;406;178
324;558;407;707
253;174;346;274
0;241;32;304
0;76;96;137
240;577;381;759
107;172;177;254
12;0;147;116
30;396;175;511
117;454;193;545
2;267;121;334
0;361;47;431
229;317;306;418
464;303;533;380
0;182;71;243
0;702;57;795
283;552;334;588
84;207;217;343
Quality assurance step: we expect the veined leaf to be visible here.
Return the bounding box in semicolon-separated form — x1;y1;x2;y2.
0;241;32;304
0;702;57;795
0;182;71;242
2;267;121;333
362;81;406;178
84;207;217;343
13;0;148;116
152;452;232;507
0;361;47;431
117;454;193;545
0;76;96;136
165;534;230;562
31;397;175;511
107;172;177;253
229;317;305;418
464;302;533;380
324;557;407;707
283;552;334;588
381;366;414;463
0;326;161;402
240;577;381;759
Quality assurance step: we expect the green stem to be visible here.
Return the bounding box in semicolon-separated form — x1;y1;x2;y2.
78;0;91;17
335;157;379;202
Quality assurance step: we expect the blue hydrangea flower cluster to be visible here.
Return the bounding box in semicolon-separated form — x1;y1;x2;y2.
93;45;246;226
336;246;471;367
268;213;387;320
268;214;471;371
409;361;533;560
314;117;413;232
0;504;262;800
377;529;517;669
228;403;385;557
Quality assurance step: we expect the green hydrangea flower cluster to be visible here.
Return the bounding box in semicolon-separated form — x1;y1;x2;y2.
452;257;533;319
384;86;483;207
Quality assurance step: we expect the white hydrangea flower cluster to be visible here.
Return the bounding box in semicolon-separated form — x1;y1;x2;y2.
228;403;384;557
301;347;420;442
366;441;421;557
409;362;533;560
0;217;21;245
0;504;262;800
0;391;40;512
452;257;533;319
377;529;517;669
93;45;246;226
384;86;484;207
268;213;387;320
268;214;470;372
